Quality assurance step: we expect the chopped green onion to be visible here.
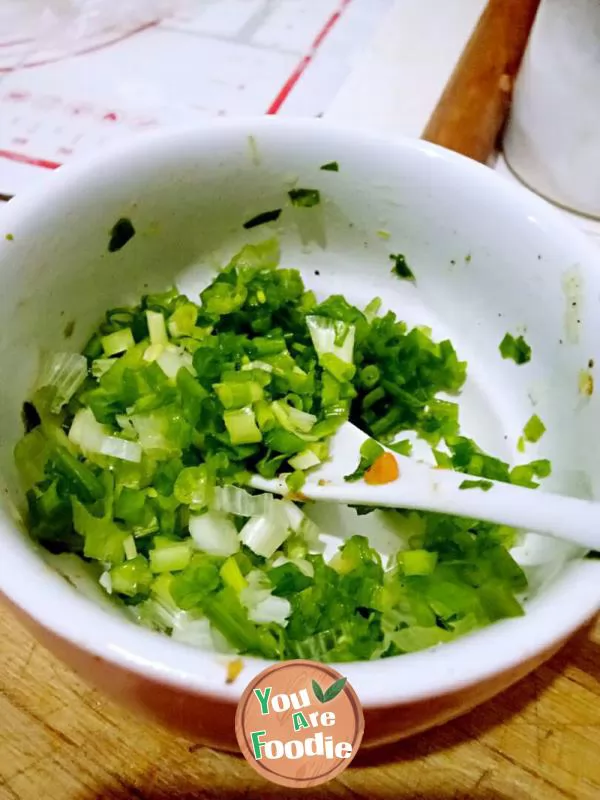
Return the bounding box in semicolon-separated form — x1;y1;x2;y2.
433;449;453;468
36;352;88;413
189;511;240;556
14;429;50;489
150;538;193;573
399;549;438;576
129;409;189;456
224;407;262;444
389;439;412;456
157;345;194;379
168;303;198;338
523;414;546;443
174;466;211;508
73;499;128;563
509;465;537;488
229;237;280;270
241;360;273;374
358;364;380;389
500;333;531;364
289;448;321;471
529;458;552;478
15;237;544;665
320;352;356;382
243;209;282;229
108;218;135;252
69;409;142;463
110;555;152;596
288;188;320;207
306;315;355;365
146;310;168;346
212;486;272;517
214;381;263;409
270;404;311;439
248;594;291;626
102;328;135;356
99;436;142;463
286;470;306;493
390;253;414;281
91;358;116;379
345;438;384;482
123;535;138;561
143;343;164;363
459;479;494;491
271;400;317;436
220;556;247;591
363;297;381;323
240;503;291;558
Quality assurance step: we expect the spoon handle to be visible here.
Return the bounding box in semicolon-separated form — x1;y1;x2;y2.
250;471;599;551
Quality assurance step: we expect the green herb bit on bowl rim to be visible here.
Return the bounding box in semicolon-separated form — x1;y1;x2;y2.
390;253;415;281
523;414;546;443
499;332;532;365
288;188;321;207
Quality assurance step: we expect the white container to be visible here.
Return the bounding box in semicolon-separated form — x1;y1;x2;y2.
503;0;600;219
1;120;600;748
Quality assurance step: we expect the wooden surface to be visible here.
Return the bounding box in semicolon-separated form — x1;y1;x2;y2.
422;0;541;162
0;607;598;799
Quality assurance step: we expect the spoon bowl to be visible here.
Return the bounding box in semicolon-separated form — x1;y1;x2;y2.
251;421;600;550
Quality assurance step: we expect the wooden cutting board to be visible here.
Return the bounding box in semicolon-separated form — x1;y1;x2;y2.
0;605;598;799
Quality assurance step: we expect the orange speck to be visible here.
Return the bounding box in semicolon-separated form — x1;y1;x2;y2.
226;658;244;684
364;452;399;485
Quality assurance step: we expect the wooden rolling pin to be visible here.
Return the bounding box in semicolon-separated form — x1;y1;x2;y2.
422;0;541;163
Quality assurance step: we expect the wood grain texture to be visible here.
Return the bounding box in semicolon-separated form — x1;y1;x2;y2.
0;604;598;799
422;0;541;163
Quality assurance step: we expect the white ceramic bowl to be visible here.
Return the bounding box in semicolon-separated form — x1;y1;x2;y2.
1;118;600;750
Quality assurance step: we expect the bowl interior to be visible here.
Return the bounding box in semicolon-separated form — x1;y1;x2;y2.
1;119;600;700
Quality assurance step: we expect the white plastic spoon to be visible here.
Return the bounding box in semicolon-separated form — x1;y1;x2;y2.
250;421;600;550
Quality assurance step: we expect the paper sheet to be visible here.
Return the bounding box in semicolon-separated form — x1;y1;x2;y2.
0;0;393;197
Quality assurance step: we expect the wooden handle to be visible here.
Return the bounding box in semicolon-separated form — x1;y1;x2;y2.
422;0;541;163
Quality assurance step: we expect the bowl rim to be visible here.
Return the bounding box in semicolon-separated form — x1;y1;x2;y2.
1;116;600;707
